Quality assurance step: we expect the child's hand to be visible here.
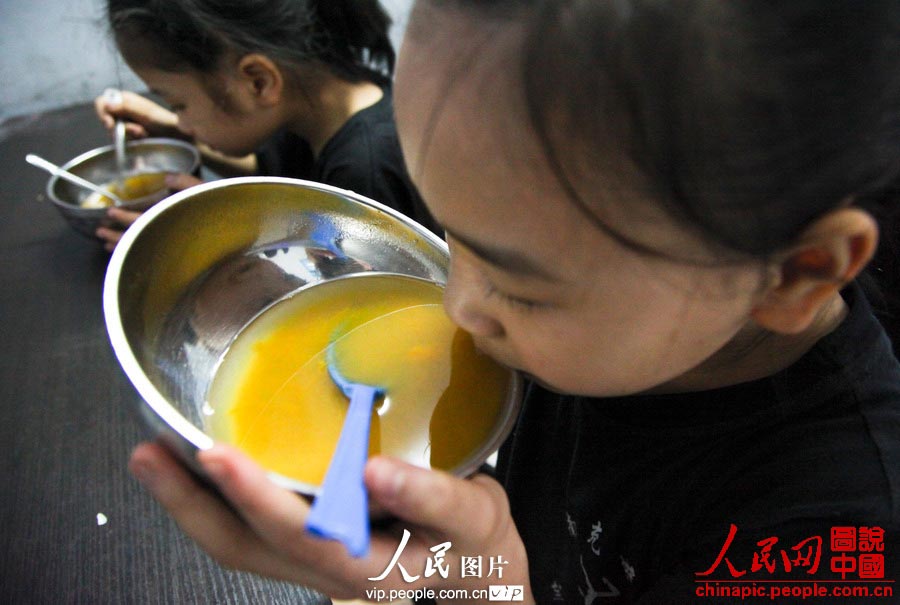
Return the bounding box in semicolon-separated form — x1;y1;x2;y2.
94;173;203;252
96;207;142;253
94;89;185;141
128;442;535;603
164;172;203;192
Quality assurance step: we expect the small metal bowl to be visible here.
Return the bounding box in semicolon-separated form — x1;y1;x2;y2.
46;138;200;238
103;177;522;494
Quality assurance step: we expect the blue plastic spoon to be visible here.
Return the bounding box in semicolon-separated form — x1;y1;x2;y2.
304;340;384;557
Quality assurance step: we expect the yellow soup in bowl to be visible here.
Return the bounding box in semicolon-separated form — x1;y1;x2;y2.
81;172;168;208
205;274;514;488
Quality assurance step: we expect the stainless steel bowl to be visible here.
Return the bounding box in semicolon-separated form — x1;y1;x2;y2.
103;177;522;494
46;138;200;238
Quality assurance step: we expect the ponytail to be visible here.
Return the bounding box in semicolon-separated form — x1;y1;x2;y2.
314;0;395;83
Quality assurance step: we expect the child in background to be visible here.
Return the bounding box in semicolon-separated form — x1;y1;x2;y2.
127;1;900;603
94;0;437;251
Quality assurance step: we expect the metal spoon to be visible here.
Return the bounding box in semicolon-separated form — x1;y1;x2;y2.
114;119;128;178
25;153;125;206
104;88;129;181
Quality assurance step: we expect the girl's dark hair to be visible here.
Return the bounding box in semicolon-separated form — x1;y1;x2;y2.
107;0;395;85
444;0;900;345
513;0;900;258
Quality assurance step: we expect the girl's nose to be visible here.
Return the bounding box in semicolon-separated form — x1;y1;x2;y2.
443;263;505;339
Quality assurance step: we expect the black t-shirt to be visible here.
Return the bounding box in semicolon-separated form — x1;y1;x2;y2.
255;88;440;236
496;283;900;603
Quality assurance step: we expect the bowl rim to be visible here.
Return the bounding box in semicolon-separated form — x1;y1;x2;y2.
45;137;201;210
103;176;519;495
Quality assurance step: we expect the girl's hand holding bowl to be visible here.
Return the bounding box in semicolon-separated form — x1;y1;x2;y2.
129;442;534;602
96;172;203;252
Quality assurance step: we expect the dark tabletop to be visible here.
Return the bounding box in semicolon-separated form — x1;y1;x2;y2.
0;103;330;605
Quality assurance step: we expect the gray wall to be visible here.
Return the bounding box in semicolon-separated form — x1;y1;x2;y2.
0;0;414;122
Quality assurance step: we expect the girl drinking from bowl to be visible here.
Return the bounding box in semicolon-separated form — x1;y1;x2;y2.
93;0;437;251
127;0;900;602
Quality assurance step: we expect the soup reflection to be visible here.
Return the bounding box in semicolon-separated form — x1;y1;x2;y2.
206;274;512;487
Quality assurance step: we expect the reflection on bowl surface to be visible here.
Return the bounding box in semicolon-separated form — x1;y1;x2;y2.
104;177;522;494
45;138;199;238
206;273;515;489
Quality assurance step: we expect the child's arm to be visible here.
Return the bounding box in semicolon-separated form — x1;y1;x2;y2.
94;89;184;140
93;90;257;177
195;143;258;178
129;442;535;605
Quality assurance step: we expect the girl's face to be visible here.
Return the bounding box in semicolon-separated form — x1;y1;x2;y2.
394;7;766;397
132;65;280;157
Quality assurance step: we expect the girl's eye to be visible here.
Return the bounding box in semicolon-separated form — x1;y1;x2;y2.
484;282;543;312
169;103;186;113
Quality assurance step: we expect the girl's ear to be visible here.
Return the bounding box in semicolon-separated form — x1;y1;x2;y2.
750;207;878;334
236;53;284;107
